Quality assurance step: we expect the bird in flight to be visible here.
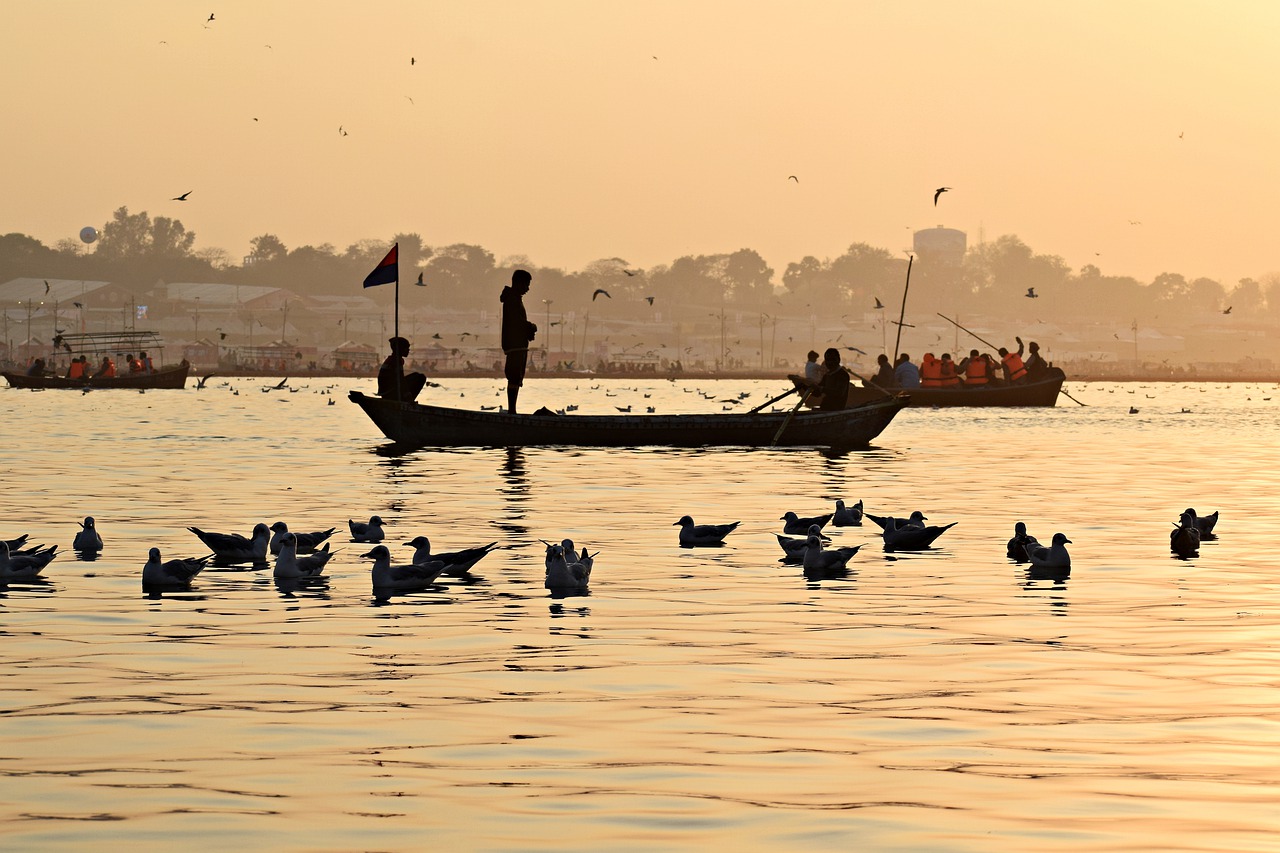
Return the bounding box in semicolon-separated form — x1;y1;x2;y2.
873;297;884;309
846;346;867;355
788;175;799;182
1026;287;1039;298
73;301;83;309
410;57;416;66
1223;306;1232;314
44;280;50;294
624;269;639;276
432;333;442;339
934;187;950;205
207;13;215;23
645;296;655;305
415;272;425;286
592;288;612;301
173;191;192;201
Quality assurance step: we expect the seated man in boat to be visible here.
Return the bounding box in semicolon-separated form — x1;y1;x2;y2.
803;350;825;384
93;356;116;379
997;338;1029;384
958;350;996;387
26;358;47;377
376;336;428;402
810;347;851;410
939;353;962;387
894;353;920;389
1022;339;1049;380
67;356;87;381
865;354;896;390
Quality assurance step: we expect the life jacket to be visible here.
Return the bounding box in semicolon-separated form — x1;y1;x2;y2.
102;360;116;378
1002;351;1028;382
965;357;989;385
939;359;960;387
920;354;942;387
68;360;85;380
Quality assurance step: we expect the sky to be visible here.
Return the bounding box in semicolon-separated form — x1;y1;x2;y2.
3;1;1279;287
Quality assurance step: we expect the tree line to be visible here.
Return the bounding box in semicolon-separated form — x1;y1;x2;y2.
2;205;1277;327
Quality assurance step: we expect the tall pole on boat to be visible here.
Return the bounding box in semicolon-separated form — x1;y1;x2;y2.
893;255;913;362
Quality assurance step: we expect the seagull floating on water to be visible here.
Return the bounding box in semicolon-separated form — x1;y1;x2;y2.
363;544;445;593
881;515;956;551
349;515;386;543
273;533;336;580
0;541;56;581
269;521;336;555
143;548;211;588
405;536;497;575
187;522;270;564
1025;532;1072;569
832;499;863;527
544;543;591;591
1183;508;1218;538
1170;512;1201;559
73;516;103;552
780;511;833;534
1006;521;1039;562
802;534;862;574
675;515;739;547
866;511;926;531
776;524;830;563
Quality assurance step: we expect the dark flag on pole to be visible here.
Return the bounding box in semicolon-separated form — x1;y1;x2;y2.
363;243;398;288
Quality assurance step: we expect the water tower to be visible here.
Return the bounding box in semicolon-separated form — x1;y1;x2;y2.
913;226;967;266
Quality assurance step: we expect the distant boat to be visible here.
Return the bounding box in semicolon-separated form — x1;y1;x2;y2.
3;331;189;390
348;390;907;449
812;367;1067;408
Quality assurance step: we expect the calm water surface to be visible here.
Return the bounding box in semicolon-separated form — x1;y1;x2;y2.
3;377;1279;851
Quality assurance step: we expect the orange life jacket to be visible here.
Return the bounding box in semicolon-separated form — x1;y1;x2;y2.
102;360;116;378
68;361;84;380
939;359;960;387
1002;351;1028;382
965;357;989;385
920;355;942;387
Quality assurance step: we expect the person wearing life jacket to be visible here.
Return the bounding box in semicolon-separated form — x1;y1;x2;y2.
139;351;154;374
68;356;86;380
959;349;991;386
93;356;116;379
919;353;942;388
938;353;961;387
998;338;1029;384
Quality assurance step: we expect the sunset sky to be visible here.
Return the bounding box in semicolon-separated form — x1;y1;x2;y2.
3;1;1278;286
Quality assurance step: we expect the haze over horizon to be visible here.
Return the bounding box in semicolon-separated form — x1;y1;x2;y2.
4;1;1278;287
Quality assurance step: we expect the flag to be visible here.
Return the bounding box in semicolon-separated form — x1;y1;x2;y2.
363;243;398;288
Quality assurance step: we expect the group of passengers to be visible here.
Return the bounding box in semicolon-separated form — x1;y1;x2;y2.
63;352;155;381
864;337;1048;391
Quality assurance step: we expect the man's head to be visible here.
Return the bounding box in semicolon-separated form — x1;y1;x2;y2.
998;347;1009;357
877;354;890;366
512;269;532;294
941;353;952;362
897;353;910;365
1029;341;1040;353
389;336;410;356
969;349;980;358
823;347;841;367
807;350;819;362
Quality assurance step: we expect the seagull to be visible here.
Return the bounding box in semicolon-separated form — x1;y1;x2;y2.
881;516;956;551
364;545;446;593
415;272;426;286
832;499;863;527
675;515;739;547
1024;287;1039;299
1006;521;1039;562
410;57;416;65
142;547;211;588
207;13;215;22
544;543;591;591
802;534;862;574
788;175;799;182
645;296;655;305
195;374;216;389
404;536;497;575
73;517;103;552
873;297;884;309
1170;512;1200;558
1025;532;1072;569
173;191;192;201
2;534;30;552
1223;306;1232;314
349;516;386;543
865;511;925;531
780;511;833;534
776;524;832;563
0;542;57;581
1183;508;1219;538
44;280;50;294
933;186;951;205
268;521;336;555
187;522;270;564
592;288;612;301
273;533;336;580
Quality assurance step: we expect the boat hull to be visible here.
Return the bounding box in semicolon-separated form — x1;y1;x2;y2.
349;391;907;448
843;368;1066;407
2;364;190;390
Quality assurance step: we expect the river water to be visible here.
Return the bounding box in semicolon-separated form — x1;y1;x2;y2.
2;376;1278;851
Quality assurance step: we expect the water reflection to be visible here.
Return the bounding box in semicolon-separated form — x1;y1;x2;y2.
493;447;530;536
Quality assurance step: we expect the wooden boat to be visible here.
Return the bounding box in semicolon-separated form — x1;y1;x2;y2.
840;367;1066;408
2;331;189;390
3;363;189;390
349;390;908;448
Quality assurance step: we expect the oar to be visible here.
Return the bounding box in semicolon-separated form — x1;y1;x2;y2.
1059;387;1086;406
771;388;813;446
747;386;799;414
844;367;896;399
937;313;999;350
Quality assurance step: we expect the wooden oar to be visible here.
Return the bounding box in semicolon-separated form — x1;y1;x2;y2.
747;386;799;414
1059;387;1086;406
771;388;813;446
843;367;897;399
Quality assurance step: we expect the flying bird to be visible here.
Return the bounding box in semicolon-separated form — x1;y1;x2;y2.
410;57;416;65
415;272;425;286
788;175;799;182
624;269;639;276
44;280;50;294
173;191;191;201
934;186;951;205
873;297;884;309
592;288;612;301
645;296;655;305
1026;287;1038;299
1223;306;1232;314
207;13;215;23
73;301;83;308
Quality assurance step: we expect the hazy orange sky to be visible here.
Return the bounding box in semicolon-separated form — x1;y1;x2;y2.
4;1;1278;287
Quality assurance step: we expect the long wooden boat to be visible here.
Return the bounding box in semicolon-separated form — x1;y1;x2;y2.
349;390;908;448
3;363;190;390
841;367;1066;408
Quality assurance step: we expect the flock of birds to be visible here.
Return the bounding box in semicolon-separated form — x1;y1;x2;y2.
0;503;1221;597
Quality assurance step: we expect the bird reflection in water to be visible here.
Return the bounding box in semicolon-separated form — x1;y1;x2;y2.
1021;566;1070;615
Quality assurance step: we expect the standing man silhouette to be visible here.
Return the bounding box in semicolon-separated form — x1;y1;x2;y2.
500;269;537;413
